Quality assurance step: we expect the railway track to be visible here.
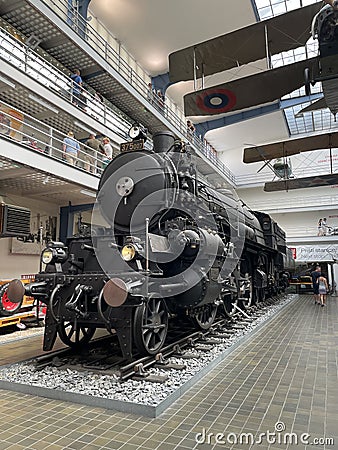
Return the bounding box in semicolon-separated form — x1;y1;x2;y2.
31;296;280;383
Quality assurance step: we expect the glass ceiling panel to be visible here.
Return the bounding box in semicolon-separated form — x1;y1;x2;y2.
253;0;335;135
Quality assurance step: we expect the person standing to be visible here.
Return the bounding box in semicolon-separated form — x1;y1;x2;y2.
187;120;195;135
311;265;321;305
62;131;79;166
70;69;83;106
317;218;323;236
101;137;115;168
318;275;328;307
147;83;155;104
321;218;328;236
84;133;103;173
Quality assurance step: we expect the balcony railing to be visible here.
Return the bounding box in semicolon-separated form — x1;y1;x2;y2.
35;0;236;184
244;192;338;212
0;26;136;142
0;100;106;176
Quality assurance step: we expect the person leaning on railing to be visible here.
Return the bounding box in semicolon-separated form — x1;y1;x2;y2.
101;137;115;169
70;69;83;107
62;131;80;166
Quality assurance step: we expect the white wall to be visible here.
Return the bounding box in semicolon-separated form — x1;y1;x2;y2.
237;185;338;237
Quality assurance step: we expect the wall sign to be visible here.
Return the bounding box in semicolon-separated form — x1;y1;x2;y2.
292;244;338;262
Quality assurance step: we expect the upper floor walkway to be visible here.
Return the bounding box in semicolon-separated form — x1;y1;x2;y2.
0;0;236;188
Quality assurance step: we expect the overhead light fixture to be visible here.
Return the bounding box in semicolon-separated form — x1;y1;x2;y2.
26;34;42;50
28;94;59;114
80;189;96;198
74;121;95;135
0;75;16;89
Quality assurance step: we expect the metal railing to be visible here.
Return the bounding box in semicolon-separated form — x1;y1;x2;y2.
0;100;106;176
0;26;133;142
285;226;320;237
37;0;236;184
245;193;338;212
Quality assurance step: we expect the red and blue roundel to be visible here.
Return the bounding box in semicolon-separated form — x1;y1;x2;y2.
196;88;236;114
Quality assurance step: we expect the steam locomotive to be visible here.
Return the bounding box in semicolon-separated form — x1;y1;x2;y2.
7;128;294;359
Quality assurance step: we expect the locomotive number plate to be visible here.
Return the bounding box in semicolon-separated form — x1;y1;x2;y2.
120;139;144;152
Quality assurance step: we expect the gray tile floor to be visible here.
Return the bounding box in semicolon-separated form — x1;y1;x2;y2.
0;294;337;449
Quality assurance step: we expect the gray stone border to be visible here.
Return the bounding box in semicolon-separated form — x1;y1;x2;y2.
0;296;297;417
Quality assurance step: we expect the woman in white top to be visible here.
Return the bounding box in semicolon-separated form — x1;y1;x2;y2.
102;137;113;168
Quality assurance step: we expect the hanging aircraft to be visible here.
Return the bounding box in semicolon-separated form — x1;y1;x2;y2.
302;1;338;115
243;130;338;191
168;2;338;118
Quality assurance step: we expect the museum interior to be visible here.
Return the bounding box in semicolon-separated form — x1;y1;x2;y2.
0;0;337;449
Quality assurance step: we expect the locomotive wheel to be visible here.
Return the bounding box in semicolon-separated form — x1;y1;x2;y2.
192;303;218;330
0;283;23;317
133;295;168;355
57;320;96;348
222;293;237;317
238;277;253;308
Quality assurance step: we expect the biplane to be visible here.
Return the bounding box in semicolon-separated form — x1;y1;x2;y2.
243;130;338;191
168;2;338;118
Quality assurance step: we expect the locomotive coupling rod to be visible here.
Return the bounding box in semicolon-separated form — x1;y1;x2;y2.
233;303;251;319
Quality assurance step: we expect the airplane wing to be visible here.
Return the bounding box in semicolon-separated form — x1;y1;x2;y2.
243;130;338;163
296;97;327;116
264;173;338;192
184;58;317;117
169;3;321;83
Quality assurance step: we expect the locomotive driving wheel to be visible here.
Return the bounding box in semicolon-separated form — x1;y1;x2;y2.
222;293;237;317
238;275;254;309
133;294;168;355
57;320;96;348
192;303;218;330
0;283;23;317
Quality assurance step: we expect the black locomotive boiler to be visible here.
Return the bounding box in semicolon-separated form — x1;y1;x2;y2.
7;129;294;359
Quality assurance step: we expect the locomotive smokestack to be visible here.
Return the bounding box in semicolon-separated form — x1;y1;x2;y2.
152;131;175;153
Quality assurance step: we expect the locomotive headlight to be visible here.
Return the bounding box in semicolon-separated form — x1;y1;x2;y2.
129;124;141;139
41;248;53;264
41;245;68;265
121;244;136;261
128;123;147;141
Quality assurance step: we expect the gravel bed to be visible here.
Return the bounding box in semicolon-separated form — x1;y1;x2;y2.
0;295;296;407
